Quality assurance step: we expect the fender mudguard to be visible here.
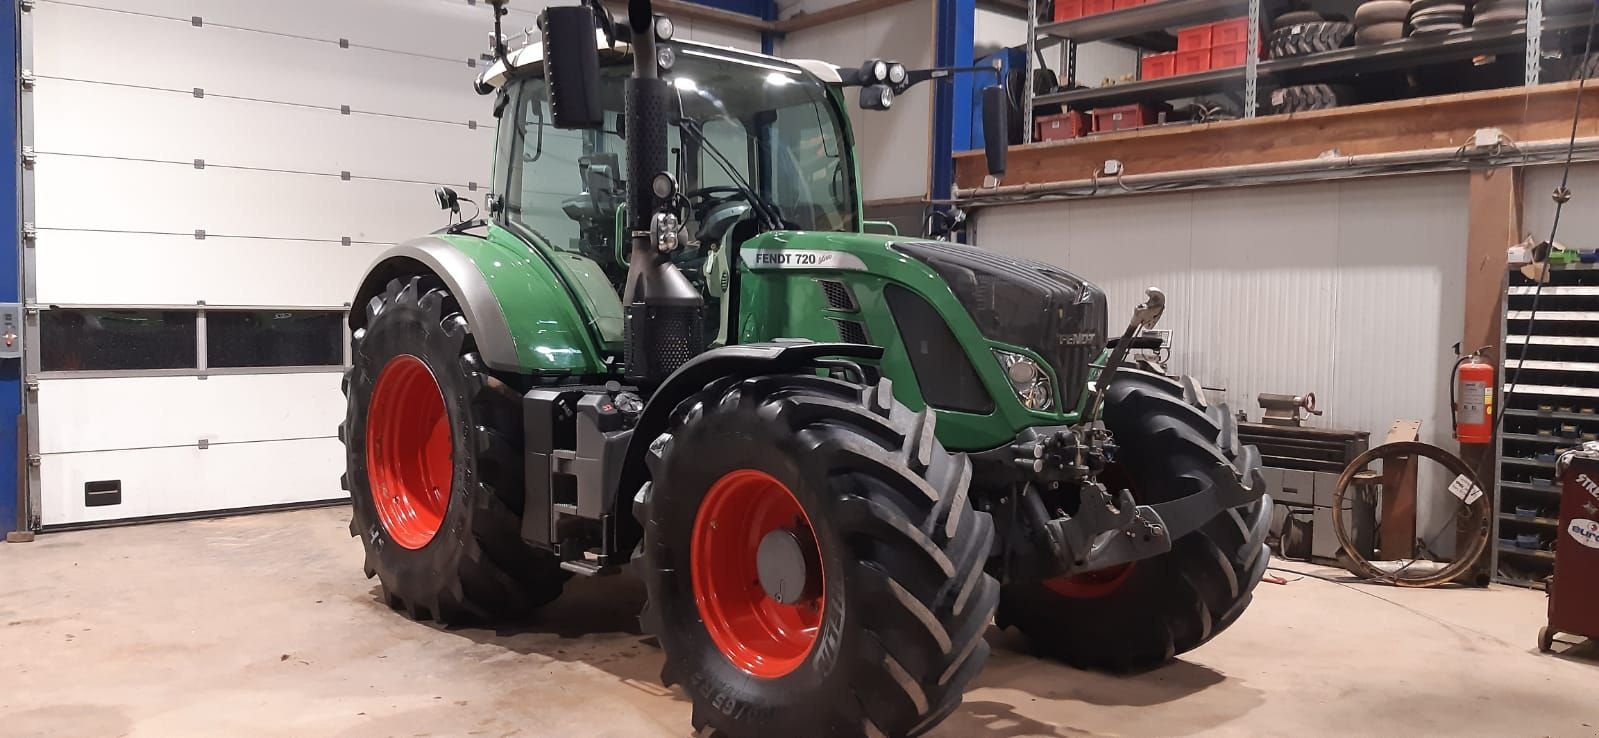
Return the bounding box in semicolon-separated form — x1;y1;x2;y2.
350;234;608;375
610;341;884;550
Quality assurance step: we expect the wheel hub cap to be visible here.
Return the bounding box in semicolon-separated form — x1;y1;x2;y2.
691;469;824;678
365;354;453;550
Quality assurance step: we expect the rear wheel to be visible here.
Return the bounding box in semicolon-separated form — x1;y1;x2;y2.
998;369;1270;672
342;275;567;623
641;375;998;737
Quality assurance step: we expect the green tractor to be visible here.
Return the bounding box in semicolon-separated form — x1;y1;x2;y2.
341;1;1270;735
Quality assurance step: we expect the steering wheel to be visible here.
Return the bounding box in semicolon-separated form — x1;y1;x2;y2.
685;185;746;206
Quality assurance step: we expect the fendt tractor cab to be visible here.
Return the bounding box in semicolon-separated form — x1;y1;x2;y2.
340;1;1270;735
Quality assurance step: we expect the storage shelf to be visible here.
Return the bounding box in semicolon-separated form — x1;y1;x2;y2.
1495;575;1548;590
1507;310;1599;321
1501;457;1557;470
1035;66;1246;108
1508;285;1599;296
1498;545;1557;561
1502;432;1584;445
1505;408;1599;423
1501;359;1599;373
1505;383;1599;398
1496;258;1596;581
1498;512;1562;527
1038;0;1247;46
1506;334;1599;347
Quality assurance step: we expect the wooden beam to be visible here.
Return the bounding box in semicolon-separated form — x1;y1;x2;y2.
1458;164;1520;583
955;81;1599;189
775;0;917;32
1380;420;1421;560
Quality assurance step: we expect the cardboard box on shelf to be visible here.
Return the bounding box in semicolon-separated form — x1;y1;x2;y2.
1175;48;1212;75
1211;41;1254;68
1141;52;1176;79
1211;17;1252;46
1036;111;1090;141
1091;103;1159;133
1177;24;1213;51
1083;0;1116;16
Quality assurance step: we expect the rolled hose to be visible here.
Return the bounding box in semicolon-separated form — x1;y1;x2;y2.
1330;441;1492;587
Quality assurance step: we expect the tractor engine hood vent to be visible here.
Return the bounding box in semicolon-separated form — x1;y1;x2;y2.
893;241;1107;414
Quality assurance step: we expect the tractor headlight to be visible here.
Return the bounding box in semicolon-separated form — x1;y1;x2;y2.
887;62;907;86
994;350;1053;411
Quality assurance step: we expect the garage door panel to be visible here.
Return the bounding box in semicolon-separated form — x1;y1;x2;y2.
39;438;346;527
90;0;505;63
34;155;447;242
33;80;493;189
35;2;484;123
37;374;344;454
35;231;385;307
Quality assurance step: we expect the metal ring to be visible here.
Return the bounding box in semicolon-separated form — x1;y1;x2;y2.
1331;441;1492;587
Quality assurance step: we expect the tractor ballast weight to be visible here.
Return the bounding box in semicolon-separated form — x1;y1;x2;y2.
341;2;1271;735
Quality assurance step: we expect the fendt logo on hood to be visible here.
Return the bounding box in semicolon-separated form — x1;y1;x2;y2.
1060;332;1098;346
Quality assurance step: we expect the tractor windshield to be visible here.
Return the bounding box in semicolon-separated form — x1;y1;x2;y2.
495;44;857;279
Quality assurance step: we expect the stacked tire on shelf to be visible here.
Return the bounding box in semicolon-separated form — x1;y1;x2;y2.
1267;10;1358;114
1354;0;1409;44
1266;21;1355;58
1409;0;1466;35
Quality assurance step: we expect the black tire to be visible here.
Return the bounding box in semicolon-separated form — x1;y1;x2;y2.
1355;20;1407;43
641;375;999;737
1268;22;1355;58
1275;9;1324;27
1355;0;1412;25
996;369;1270;673
342;275;567;624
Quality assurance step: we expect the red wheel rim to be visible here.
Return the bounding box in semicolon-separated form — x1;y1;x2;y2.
691;469;824;678
1044;562;1136;598
365;354;453;550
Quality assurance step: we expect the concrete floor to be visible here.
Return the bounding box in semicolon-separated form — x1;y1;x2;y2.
1;507;1595;738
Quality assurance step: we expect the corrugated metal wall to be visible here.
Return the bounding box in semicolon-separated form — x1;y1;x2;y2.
972;174;1470;546
1524;161;1599;245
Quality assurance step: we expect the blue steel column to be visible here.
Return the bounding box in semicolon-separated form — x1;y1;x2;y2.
932;0;975;202
1;0;20;533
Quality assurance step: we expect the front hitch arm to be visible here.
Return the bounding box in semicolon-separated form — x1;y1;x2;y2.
1084;287;1165;422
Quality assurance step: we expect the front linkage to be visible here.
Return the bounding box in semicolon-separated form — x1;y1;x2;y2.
996;288;1259;582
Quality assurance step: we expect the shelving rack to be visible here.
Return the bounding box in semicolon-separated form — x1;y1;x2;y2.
1493;262;1599;590
1019;0;1592;143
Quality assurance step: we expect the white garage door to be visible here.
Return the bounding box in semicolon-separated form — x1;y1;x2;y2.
20;0;757;527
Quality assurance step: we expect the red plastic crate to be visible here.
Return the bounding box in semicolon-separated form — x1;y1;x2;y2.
1035;111;1089;141
1083;0;1115;16
1176;24;1213;51
1053;0;1084;22
1113;0;1143;10
1091;103;1157;133
1141;52;1176;79
1210;41;1255;68
1174;49;1212;75
1211;17;1251;46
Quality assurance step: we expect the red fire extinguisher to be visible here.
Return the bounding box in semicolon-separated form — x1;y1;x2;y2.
1453;347;1494;444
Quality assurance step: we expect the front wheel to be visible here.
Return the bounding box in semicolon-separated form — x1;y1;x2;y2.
998;369;1270;672
641;375;998;737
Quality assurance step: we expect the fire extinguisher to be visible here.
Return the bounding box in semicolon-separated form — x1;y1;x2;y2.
1452;346;1494;444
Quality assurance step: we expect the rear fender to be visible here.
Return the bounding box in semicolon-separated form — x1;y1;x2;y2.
350;234;608;375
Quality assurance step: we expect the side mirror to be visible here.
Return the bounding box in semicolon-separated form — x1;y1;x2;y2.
980;85;1007;180
435;186;460;214
540;6;603;129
